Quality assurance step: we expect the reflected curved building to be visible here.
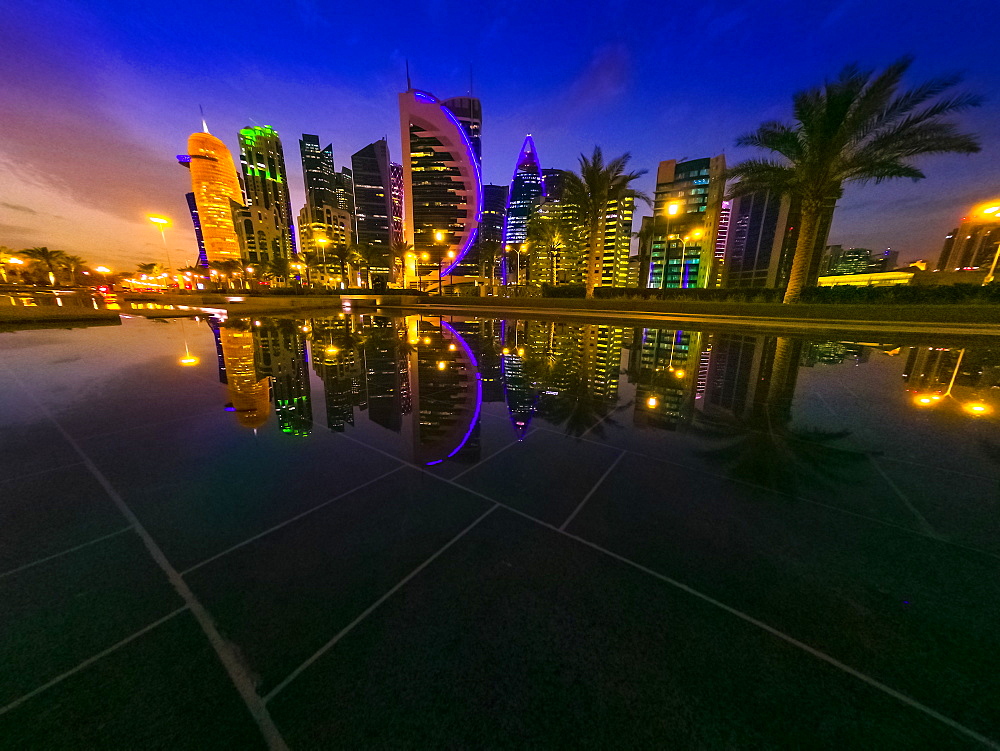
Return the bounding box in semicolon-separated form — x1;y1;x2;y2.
410;319;482;465
218;325;271;429
185;131;244;263
398;89;482;275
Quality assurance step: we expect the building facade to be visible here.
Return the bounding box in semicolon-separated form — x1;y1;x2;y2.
351;139;394;276
398;88;482;278
238;126;296;259
648;156;726;289
183;131;244;264
935;206;1000;271
184;191;208;268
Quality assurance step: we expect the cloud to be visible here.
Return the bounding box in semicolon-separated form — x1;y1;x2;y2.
0;202;37;214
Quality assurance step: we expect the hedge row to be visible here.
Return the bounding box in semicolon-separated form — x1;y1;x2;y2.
539;283;1000;305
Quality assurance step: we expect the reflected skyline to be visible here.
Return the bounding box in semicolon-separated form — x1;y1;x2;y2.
201;313;1000;476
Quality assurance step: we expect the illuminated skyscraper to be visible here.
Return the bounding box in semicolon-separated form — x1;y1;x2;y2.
238;125;296;258
184;191;208;268
935;202;1000;271
184;131;244;263
389;161;404;244
442;96;482;163
352;139;394;276
300;134;336;209
649;156;726;288
599;196;635;288
503;135;544;247
398;88;482;276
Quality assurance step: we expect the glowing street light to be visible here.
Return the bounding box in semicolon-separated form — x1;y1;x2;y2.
95;266;111;274
646;396;659;408
436;361;447;370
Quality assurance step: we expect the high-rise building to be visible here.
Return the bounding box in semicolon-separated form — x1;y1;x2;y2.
297;204;354;286
503;135;544;248
332;168;355;217
184;191;208;268
389;161;404;244
724;190;833;290
238;126;296;259
352;139;394;276
463;184;508;278
300;134;337;209
599;196;635;288
232;202;283;265
826;246;873;275
398;88;482;279
182;130;244;264
442;96;482;163
724;190;797;288
648;156;727;289
935;203;1000;271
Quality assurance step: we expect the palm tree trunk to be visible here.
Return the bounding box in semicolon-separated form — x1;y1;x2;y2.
585;234;601;299
782;200;822;304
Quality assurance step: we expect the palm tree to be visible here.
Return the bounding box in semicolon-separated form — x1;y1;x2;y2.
136;262;162;275
350;242;381;288
633;218;658;290
562;147;649;299
527;213;579;286
727;57;981;304
61;255;88;286
21;247;69;286
0;246;22;284
389;239;413;287
477;238;501;290
328;245;356;288
261;257;295;287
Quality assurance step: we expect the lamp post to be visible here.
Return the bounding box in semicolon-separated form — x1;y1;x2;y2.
979;203;1000;287
147;215;176;288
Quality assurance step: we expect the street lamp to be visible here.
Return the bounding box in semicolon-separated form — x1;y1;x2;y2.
147;215;175;287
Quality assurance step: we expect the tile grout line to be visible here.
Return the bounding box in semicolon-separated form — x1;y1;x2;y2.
338;433;1000;750
868;455;941;538
559;450;627;531
0;526;134;580
0;606;190;717
451;436;527;480
10;376;290;751
526;421;1000;561
558;529;1000;750
180;465;407;576
817;389;940;539
263;503;500;704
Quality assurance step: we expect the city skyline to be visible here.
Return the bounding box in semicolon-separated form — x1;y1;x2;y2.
1;0;998;269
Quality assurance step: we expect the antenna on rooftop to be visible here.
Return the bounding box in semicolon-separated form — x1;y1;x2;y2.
469;64;474;96
406;60;412;91
199;104;209;133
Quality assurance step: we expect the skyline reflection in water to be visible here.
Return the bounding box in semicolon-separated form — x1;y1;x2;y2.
203;311;999;494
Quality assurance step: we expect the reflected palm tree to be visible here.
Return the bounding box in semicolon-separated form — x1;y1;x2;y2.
692;337;872;494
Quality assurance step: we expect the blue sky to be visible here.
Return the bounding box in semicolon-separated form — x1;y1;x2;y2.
1;0;996;267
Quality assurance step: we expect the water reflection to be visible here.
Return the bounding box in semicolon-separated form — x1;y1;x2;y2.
204;312;1000;482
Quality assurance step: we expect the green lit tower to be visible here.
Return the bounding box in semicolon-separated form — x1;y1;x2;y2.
238;125;296;258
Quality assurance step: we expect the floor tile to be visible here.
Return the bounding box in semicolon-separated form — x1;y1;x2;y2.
0;465;123;573
78;415;403;569
0;531;182;706
456;429;622;524
269;509;972;749
566;453;1000;739
185;467;493;694
0;611;266;750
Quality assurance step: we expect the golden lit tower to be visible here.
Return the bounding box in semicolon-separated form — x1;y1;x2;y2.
185;130;244;263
